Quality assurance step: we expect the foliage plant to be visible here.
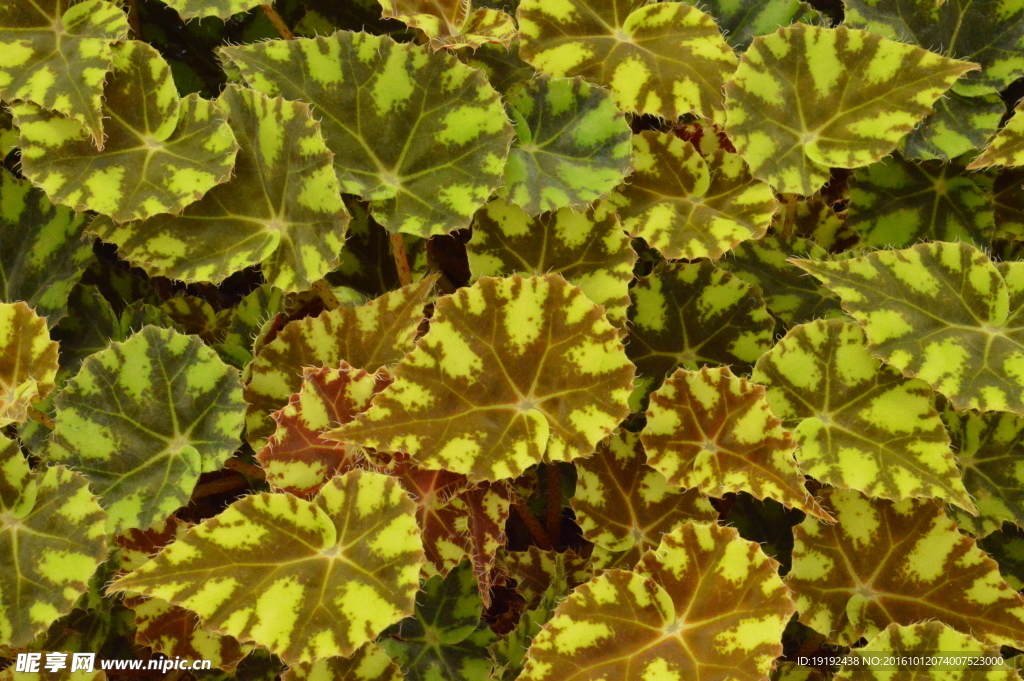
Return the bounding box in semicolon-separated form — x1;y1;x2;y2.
3;0;1024;679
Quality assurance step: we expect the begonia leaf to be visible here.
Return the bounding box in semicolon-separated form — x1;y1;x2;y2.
162;0;261;20
333;274;635;481
0;301;58;428
108;469;424;664
901;91;1004;162
283;644;403;681
969;101;1024;169
682;0;821;49
379;0;516;50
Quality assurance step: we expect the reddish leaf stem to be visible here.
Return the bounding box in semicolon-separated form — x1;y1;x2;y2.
262;3;294;40
390;232;414;286
27;406;54;431
311;279;340;310
512;494;553;551
224;457;266;480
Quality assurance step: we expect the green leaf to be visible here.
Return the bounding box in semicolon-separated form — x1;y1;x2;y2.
325;198;405;298
0;168;93;326
379;561;496;681
979;526;1024;591
724;24;978;195
0;301;58;427
0;0;129;147
968;101;1024;169
900;91;1004;162
467;199;636;323
12;40;239;223
626;260;775;401
519;522;796;681
92;86;350;293
843;0;1024;96
462;42;537;95
835;622;1016;681
607;131;778;261
787;488;1024;647
109;469;424;664
517;0;738;122
379;0;516;49
332;274;635;481
48;325;245;533
256;363;391;496
571;429;717;564
159;295;232;344
717;234;843;327
501;75;632;215
792;241;1024;414
995;168;1024;240
846;154;994;248
243;276;436;445
211;285;287;368
681;0;821;49
131;597;250;673
752;319;974;510
942;407;1024;537
161;0;261;20
283;644;403;681
0;433;108;647
643;366;830;519
221;31;514;237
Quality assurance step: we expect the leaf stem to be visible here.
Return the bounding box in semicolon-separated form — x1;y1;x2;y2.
512;494;553;550
261;3;294;40
27;406;54;431
224;457;266;480
781;193;798;236
311;279;340;311
389;232;414;287
125;0;141;38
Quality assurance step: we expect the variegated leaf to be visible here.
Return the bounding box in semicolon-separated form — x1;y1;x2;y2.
221;31;513;237
131;597;249;672
724;24;978;195
243;276;436;445
627;260;775;401
788;488;1024;647
752;319;973;510
213;284;287;369
158;295;231;344
379;0;516;49
108;469;424;664
332;274;635;481
467;199;636;323
257;363;390;497
0;0;128;147
284;643;403;681
901;91;1004;162
980;527;1024;591
13;40;238;223
0;301;58;428
501;75;632;215
517;0;738;123
326;198;406;297
792;242;1024;414
847;154;993;248
995;168;1024;240
161;0;261;20
462;42;537;95
0;434;108;647
520;522;796;681
571;429;717;565
92;86;350;292
643;366;830;519
607;131;778;261
682;0;821;49
0;169;93;326
969;101;1024;169
48;325;245;533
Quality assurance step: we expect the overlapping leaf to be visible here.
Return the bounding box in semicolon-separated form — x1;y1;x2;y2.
13;40;238;223
793;242;1024;414
994;168;1024;239
333;274;635;481
627;260;775;399
0;434;108;647
718;234;843;326
943;407;1024;536
835;622;1015;681
682;0;820;49
379;0;516;49
643;366;829;519
131;597;249;672
0;301;58;428
901;91;1004;162
0;169;93;326
520;522;795;681
161;0;260;20
284;644;403;681
108;469;424;664
788;488;1024;647
158;295;231;344
724;24;978;195
980;527;1024;590
463;42;537;95
243;276;436;444
257;363;390;497
847;154;994;248
607;131;778;261
571;430;717;565
48;325;245;533
843;0;1024;96
501;75;631;215
379;561;496;681
0;0;129;146
222;31;514;237
969;102;1024;169
467;199;636;323
92;86;350;292
752;319;973;509
327;198;405;297
517;0;738;122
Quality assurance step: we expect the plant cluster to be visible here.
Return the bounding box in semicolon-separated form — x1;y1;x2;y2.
1;0;1024;680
